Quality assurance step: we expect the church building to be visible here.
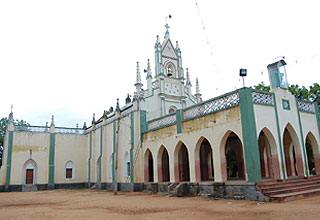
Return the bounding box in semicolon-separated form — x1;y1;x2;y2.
1;26;320;201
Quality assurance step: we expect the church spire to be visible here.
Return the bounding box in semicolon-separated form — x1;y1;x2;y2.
195;77;202;103
146;59;153;95
146;59;152;79
186;68;191;86
135;61;141;84
164;15;172;40
134;62;143;99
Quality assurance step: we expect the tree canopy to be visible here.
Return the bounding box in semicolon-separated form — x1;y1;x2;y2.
253;82;320;104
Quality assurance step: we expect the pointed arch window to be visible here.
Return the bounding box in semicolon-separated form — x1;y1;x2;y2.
65;161;74;179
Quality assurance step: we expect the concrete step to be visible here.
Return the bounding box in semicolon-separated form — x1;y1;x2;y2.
265;183;320;196
257;175;320;189
270;188;320;202
257;175;320;202
260;180;320;193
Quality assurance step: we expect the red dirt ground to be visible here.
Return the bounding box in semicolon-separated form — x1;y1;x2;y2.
0;189;319;220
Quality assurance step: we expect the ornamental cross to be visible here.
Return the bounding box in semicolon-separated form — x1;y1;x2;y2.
165;23;170;34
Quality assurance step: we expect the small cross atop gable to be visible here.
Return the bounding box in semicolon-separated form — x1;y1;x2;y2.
162;39;178;59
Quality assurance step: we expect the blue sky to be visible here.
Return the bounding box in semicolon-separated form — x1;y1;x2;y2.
1;0;319;127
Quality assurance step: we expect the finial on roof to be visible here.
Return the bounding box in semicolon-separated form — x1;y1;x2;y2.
51;115;55;126
195;77;202;103
176;41;180;50
8;104;14;122
146;59;152;79
136;61;141;84
116;98;120;111
196;77;200;94
92;113;95;124
83;122;87;129
186;68;191;86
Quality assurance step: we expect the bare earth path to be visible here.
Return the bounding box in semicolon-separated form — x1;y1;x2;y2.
0;189;319;220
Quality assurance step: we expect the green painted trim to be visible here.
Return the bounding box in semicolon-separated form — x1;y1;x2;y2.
5;131;13;186
140;110;148;133
273;93;287;179
295;98;309;176
176;110;182;134
98;127;103;184
238;88;262;182
315;103;320;138
88;132;92;184
48;133;55;184
130;112;134;182
113;120;116;183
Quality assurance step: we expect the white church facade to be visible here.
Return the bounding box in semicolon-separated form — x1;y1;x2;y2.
1;27;320;200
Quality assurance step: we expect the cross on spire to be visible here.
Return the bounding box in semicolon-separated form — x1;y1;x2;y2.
165;15;172;36
165;23;170;34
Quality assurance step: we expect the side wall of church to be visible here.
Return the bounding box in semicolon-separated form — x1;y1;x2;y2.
6;132;50;185
54;133;88;183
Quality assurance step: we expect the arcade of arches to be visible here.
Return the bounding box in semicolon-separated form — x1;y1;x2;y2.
144;127;320;183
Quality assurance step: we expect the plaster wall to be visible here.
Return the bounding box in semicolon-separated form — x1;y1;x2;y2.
273;88;306;175
54;133;87;183
8;132;50;185
300;112;320;144
117;114;132;182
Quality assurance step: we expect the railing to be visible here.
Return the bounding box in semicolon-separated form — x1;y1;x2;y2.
183;91;239;120
15;125;49;133
120;104;134;118
298;100;314;113
148;113;176;131
55;127;85;134
15;125;84;134
252;90;274;105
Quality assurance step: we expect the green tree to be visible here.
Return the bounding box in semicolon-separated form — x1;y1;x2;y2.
254;82;320;104
253;82;271;92
0;117;29;166
288;83;320;104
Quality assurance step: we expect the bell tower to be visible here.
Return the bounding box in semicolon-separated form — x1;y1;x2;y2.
135;17;197;121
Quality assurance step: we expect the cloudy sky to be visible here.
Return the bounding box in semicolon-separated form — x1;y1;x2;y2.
1;0;319;127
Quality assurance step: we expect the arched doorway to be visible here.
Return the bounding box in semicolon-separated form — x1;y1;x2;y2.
144;149;154;182
305;132;320;175
283;125;304;177
258;128;281;179
195;138;214;182
22;159;38;185
158;146;170;182
225;132;245;180
174;142;190;182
